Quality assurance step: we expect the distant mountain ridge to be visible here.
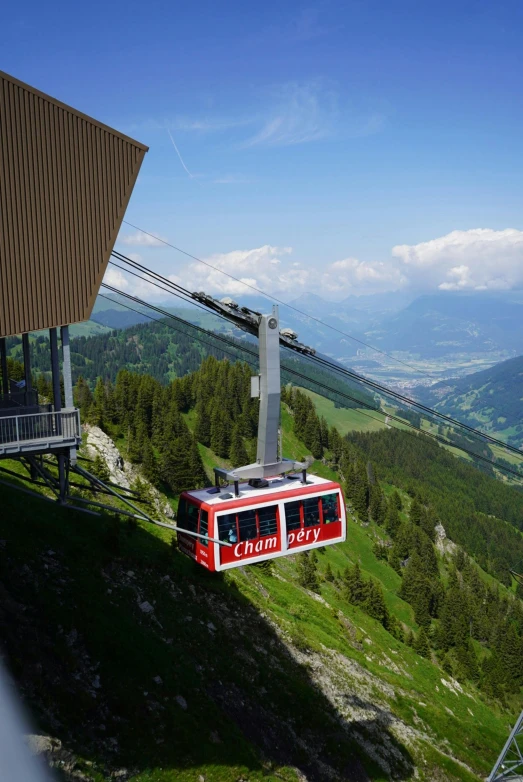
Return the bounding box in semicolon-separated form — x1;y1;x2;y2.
91;290;523;380
371;294;523;358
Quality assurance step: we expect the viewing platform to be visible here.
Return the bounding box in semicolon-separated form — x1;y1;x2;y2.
0;399;81;457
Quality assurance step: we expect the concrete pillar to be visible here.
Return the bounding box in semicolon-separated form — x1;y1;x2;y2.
0;338;8;398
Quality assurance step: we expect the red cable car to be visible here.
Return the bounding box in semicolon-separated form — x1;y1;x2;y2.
177;474;346;571
175;297;347;570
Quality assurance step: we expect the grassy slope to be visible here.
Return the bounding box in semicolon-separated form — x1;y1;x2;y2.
298;389;385;436
0;411;519;781
0;476;513;782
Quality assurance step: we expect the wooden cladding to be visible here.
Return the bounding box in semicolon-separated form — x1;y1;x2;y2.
0;70;148;338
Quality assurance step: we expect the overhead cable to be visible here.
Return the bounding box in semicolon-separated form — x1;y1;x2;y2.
98;285;523;484
120;221;437;378
108;250;523;463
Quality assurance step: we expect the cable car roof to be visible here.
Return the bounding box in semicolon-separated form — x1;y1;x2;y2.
184;473;340;506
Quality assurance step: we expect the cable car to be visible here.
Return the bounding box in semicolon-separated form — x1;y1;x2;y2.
175;297;347;570
177;474;346;571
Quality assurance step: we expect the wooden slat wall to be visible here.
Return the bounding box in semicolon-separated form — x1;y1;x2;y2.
0;71;148;338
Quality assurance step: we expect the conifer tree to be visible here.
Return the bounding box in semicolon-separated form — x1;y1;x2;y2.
329;427;342;464
194;399;211;446
385;501;401;537
347;461;369;522
364;579;389;626
398;553;433;628
409;497;423;526
210;406;230;458
390;490;402;511
74;376;93;417
481;653;505;699
189;436;207;488
142;439;160;487
414;627;431;658
90;378;106;428
500;623;523;686
229;423;249;468
369;484;386;525
465;639;480;683
296;552;320;593
324;562;335;582
344;562;367;605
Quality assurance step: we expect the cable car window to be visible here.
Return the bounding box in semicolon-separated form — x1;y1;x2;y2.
177;497;187;525
199;509;208;547
258;505;278;537
238;509;257;541
303;497;320;527
285;500;301;531
321;494;339;524
185;503;199;533
218;513;237;543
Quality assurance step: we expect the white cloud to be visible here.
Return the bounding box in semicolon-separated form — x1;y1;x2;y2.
103;267;129;290
321;257;406;295
119;231;165;247
108;227;523;307
180;245;310;297
392;228;523;291
103;258;175;302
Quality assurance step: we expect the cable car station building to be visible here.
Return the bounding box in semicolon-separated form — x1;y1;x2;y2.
0;69;147;496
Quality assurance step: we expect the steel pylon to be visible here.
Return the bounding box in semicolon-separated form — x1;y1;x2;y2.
488;710;523;781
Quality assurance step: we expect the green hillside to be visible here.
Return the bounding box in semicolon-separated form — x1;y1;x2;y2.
418;355;523;448
298;387;385;435
3;356;523;779
6;317;374;413
0;459;516;782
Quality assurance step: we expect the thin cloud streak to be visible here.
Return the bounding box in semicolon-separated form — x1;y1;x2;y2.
167;129;196;179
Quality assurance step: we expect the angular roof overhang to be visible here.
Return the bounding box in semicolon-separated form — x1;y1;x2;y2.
0;70;148;338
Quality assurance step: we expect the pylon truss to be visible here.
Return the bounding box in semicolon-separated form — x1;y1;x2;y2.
489;710;523;781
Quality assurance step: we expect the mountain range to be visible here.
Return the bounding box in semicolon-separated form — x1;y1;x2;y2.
92;291;523;379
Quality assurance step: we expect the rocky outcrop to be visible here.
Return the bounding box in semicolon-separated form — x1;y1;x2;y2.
434;522;457;556
84;426;129;488
83;425;174;519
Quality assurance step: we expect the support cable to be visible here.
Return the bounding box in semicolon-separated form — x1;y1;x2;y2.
97;285;523;484
120;221;437;378
106;252;523;463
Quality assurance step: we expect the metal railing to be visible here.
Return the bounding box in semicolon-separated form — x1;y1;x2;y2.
0;409;81;448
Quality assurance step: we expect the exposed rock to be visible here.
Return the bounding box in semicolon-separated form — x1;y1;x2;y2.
434;523;457;556
84;425;130;488
175;695;188;710
139;601;154;614
83;424;174;518
441;677;463;695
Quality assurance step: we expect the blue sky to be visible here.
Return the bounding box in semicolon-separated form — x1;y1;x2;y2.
4;0;523;300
